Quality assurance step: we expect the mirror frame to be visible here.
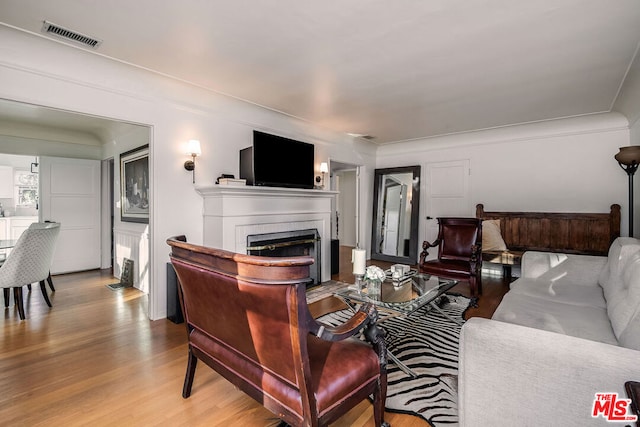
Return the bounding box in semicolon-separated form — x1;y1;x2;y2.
370;165;421;264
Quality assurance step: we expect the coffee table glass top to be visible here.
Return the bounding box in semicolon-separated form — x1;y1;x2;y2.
334;271;457;315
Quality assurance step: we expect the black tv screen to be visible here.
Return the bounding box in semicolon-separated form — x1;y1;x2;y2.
243;130;315;189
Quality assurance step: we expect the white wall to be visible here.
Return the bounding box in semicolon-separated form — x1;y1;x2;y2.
0;26;374;319
377;113;632;249
335;170;357;246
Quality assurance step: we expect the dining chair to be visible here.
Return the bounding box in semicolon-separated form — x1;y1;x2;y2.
0;222;61;320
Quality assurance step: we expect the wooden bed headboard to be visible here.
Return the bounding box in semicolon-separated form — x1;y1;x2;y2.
476;204;621;256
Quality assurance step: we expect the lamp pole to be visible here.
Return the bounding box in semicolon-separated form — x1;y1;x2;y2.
615;146;640;237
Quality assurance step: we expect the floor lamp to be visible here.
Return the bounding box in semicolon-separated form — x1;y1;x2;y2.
615;146;640;237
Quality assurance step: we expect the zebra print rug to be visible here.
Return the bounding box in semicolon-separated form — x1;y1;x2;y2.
316;294;471;426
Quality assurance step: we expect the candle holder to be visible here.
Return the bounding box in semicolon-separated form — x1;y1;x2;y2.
355;274;365;294
368;278;382;301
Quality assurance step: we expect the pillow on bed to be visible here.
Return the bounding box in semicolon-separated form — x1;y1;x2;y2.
482;219;507;251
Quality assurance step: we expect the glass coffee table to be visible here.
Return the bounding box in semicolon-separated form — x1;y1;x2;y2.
334;270;459;376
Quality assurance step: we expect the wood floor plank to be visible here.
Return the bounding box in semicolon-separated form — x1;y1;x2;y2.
0;254;509;426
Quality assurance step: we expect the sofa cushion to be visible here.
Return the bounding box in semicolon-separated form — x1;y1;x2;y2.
509;277;606;308
521;251;568;278
599;237;640;306
521;251;606;286
482;219;507;251
492;292;618;345
607;250;640;344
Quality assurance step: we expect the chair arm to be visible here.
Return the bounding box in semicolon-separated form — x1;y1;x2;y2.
310;303;375;342
310;304;387;369
419;239;440;264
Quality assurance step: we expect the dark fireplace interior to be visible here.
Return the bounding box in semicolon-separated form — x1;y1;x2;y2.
247;229;321;285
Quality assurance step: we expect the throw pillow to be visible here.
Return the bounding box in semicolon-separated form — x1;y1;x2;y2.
482;219;507;251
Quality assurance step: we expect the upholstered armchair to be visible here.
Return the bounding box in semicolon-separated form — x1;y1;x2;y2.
167;236;389;427
1;222;61;320
419;217;482;297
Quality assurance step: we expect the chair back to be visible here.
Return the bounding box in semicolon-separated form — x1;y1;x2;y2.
437;217;482;261
168;238;315;391
0;222;60;288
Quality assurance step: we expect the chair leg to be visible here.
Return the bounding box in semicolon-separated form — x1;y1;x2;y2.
47;272;55;292
27;283;32;291
3;288;10;308
469;275;482;297
373;376;389;427
13;287;25;320
182;348;198;398
39;280;52;307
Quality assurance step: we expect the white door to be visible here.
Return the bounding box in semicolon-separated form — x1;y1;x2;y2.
424;160;471;260
382;184;402;255
39;157;101;274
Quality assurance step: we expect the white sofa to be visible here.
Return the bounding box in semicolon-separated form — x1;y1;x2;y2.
458;237;640;426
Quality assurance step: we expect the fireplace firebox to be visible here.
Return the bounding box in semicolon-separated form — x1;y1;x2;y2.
247;229;321;285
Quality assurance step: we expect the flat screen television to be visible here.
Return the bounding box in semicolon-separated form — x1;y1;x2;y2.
240;130;315;189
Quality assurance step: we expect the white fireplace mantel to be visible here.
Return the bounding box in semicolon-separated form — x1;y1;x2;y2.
196;185;338;282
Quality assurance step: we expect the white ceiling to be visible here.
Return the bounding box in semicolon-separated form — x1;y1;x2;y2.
1;0;640;144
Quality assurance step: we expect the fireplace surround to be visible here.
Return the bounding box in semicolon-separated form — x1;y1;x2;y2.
196;185;337;282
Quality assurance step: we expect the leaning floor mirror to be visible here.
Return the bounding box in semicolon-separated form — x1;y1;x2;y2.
371;165;421;264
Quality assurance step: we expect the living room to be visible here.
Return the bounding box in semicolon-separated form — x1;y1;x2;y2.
1;2;640;425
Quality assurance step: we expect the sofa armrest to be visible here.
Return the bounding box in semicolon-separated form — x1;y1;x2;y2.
459;318;640;426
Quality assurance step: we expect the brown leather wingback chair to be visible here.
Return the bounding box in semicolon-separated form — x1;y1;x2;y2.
418;218;482;297
167;236;389;427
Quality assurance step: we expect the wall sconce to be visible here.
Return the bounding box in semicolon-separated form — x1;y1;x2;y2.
320;162;329;188
615;145;640;237
31;157;39;174
184;139;201;184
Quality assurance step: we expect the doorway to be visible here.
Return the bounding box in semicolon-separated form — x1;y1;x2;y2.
329;160;361;277
0;98;153;313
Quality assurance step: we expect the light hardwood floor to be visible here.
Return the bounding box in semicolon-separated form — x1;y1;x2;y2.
0;251;510;426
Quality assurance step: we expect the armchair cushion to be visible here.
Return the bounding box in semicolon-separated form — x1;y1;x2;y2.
308;336;382;415
419;259;476;281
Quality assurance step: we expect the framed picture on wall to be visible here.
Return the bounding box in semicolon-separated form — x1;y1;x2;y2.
120;144;149;223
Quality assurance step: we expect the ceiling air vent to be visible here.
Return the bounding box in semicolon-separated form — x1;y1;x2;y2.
348;133;376;140
42;20;102;48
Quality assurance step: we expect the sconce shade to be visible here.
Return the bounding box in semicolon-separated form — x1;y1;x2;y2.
184;139;201;183
186;139;202;157
320;162;329;173
615;146;640;166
